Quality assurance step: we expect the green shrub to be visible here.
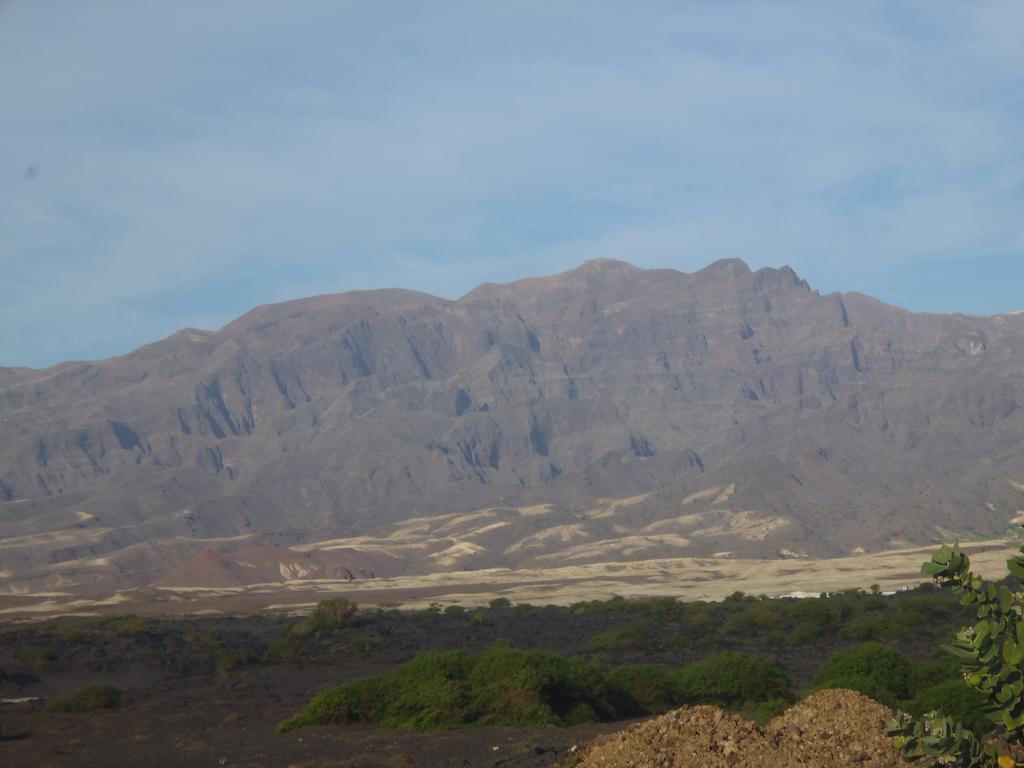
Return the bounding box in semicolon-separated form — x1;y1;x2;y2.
311;598;358;631
488;597;511;609
897;594;957;622
374;651;477;730
909;653;962;692
17;646;55;671
664;633;690;651
752;698;790;725
672;652;794;709
861;595;889;611
213;647;256;679
183;629;221;652
348;630;381;653
812;642;913;707
719;601;788;638
38;623;88;642
290;598;358;637
569;596;629;616
677;603;717;646
588;622;650;652
46;685;121;713
888;541;1024;766
606;665;677;715
443;605;465;616
104;614;160;637
264;640;310;663
467;646;617;726
278;647;621;733
908;680;989;735
278;677;388;730
629;597;685;621
787;600;839;645
838;614;887;641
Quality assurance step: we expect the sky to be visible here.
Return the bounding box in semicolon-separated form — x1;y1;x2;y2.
2;1;1023;368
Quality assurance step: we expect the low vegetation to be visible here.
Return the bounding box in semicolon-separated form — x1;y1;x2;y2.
566;586;962;650
290;597;358;637
812;641;914;706
278;645;804;732
605;664;677;715
672;651;795;719
278;633;982;734
45;685;121;713
889;542;1024;767
5;578;1007;747
277;646;622;732
588;621;651;652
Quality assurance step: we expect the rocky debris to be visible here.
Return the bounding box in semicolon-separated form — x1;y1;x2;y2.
766;689;901;765
574;689;902;767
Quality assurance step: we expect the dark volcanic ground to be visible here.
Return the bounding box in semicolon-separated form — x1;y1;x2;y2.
0;593;964;767
2;672;624;768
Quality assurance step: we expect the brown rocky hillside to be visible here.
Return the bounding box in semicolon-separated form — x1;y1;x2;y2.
2;258;1024;593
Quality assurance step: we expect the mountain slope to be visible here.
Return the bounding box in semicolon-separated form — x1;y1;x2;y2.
2;258;1024;593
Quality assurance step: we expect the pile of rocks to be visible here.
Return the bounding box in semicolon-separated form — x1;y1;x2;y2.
574;689;903;767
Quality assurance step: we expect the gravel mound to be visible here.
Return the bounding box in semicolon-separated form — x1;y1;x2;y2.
574;689;903;767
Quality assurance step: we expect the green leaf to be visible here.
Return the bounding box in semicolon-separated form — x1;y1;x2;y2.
1008;556;1024;581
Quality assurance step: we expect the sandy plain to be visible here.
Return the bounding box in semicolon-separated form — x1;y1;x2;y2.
0;539;1016;621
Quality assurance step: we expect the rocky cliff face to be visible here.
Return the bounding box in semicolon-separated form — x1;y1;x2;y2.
2;258;1024;592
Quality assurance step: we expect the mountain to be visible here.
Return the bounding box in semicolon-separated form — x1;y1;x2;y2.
2;258;1024;594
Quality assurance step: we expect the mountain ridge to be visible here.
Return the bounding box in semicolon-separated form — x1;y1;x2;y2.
1;257;1023;595
0;258;884;373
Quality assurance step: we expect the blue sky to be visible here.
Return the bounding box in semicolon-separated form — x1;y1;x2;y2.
2;1;1023;368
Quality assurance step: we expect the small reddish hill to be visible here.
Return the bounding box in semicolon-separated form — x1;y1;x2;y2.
153;545;403;588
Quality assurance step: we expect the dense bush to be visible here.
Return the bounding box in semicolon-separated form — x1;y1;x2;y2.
279;645;805;734
672;651;794;709
606;665;678;715
467;646;617;726
278;646;620;732
787;599;840;645
907;680;989;735
310;598;358;631
838;613;911;642
16;646;55;671
36;623;88;642
811;642;913;706
46;685;121;713
889;541;1024;766
102;614;161;638
569;596;629;616
291;598;359;638
567;595;688;620
588;621;650;652
752;698;791;725
264;640;310;664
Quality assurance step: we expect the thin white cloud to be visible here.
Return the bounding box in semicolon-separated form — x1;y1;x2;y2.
1;1;1022;366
